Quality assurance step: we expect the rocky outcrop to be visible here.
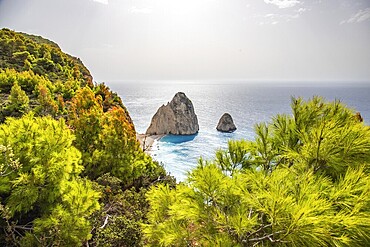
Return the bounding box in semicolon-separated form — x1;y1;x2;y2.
355;112;363;122
146;92;199;135
216;113;236;133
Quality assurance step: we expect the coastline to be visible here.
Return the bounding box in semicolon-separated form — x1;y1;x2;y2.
137;134;164;152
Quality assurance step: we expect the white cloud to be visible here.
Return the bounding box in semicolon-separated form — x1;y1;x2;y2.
129;7;153;14
264;0;300;9
92;0;108;5
341;8;370;24
257;12;299;25
256;4;308;25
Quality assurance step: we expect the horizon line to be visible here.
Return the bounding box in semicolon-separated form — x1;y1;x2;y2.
96;79;370;86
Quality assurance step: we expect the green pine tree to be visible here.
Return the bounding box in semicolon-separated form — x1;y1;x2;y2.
0;114;100;246
7;82;29;113
143;97;370;246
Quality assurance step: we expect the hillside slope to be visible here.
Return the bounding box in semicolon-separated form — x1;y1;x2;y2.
0;28;92;85
0;28;130;123
0;28;172;246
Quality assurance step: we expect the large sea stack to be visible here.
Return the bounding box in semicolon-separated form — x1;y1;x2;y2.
216;113;237;133
146;92;199;135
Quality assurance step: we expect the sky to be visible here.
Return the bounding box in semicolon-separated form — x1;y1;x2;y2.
0;0;370;83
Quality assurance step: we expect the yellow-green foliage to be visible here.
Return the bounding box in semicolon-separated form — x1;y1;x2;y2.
8;82;29;112
0;68;52;93
0;114;100;246
68;87;158;184
0;29;150;187
144;97;370;246
0;28;92;86
0;29;171;246
0;69;67;121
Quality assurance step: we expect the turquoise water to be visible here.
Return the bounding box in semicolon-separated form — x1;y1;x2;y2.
109;82;370;181
160;134;198;143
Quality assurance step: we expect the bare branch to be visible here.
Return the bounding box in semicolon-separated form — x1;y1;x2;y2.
249;230;284;242
13;225;33;231
246;223;272;238
100;215;110;229
248;208;253;219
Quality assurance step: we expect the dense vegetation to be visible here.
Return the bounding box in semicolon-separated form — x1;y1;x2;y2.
144;97;370;246
0;114;100;246
0;28;172;246
1;28;369;246
0;28;92;85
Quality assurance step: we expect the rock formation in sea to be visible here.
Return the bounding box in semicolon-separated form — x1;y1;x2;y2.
146;92;199;135
216;113;237;133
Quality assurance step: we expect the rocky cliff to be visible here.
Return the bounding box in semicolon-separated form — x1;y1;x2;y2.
216;113;237;133
146;92;199;135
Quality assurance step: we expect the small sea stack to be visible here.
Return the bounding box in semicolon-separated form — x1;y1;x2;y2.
146;92;199;135
216;113;237;133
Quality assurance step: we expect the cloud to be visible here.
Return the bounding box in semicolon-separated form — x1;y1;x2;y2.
341;8;370;24
257;12;300;25
264;0;300;9
256;4;308;25
92;0;108;5
129;6;153;14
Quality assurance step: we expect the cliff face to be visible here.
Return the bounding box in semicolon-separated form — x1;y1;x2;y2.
146;92;199;135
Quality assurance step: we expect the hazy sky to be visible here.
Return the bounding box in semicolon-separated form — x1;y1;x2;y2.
1;0;370;82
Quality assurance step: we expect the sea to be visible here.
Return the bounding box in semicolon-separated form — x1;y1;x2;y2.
108;82;370;181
